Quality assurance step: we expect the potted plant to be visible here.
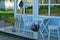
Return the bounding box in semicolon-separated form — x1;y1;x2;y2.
31;23;39;39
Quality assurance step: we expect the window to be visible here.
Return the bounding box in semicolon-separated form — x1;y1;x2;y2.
10;0;13;2
24;0;33;15
50;5;60;16
38;0;48;4
25;6;33;15
38;0;48;16
50;0;60;4
38;0;60;16
5;0;8;1
50;0;60;16
24;0;33;4
17;0;33;15
17;0;23;14
38;5;48;16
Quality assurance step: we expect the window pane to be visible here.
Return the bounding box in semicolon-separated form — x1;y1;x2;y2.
38;6;48;16
10;0;14;2
24;0;33;4
50;0;60;4
25;6;33;15
38;0;48;4
50;5;60;16
17;0;23;14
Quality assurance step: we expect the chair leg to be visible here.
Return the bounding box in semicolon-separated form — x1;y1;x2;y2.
58;30;59;40
48;31;50;40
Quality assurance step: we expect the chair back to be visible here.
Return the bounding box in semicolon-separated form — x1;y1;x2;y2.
58;21;60;28
22;14;28;23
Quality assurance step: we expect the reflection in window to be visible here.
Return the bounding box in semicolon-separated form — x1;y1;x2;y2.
17;8;23;14
10;0;12;2
38;0;48;4
24;0;33;4
50;5;60;16
50;0;60;4
25;6;32;14
38;6;48;16
17;0;23;14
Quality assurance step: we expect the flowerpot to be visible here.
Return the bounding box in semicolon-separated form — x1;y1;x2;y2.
33;32;38;39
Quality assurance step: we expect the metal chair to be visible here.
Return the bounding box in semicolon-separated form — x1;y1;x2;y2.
22;14;34;39
48;21;60;40
22;14;33;27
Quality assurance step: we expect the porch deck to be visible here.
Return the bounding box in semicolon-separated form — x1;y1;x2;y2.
0;27;60;40
0;20;60;40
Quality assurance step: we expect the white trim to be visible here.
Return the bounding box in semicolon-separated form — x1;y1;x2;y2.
38;4;48;5
50;4;60;5
38;15;60;18
24;4;32;6
48;0;50;16
37;0;60;17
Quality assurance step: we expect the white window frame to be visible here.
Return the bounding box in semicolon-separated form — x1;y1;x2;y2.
37;0;60;17
15;0;33;16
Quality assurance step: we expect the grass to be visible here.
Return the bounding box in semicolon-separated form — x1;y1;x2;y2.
0;6;60;18
25;6;60;15
0;9;14;20
39;6;60;16
39;6;60;13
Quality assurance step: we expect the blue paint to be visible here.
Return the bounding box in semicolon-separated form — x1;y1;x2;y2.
14;0;60;38
20;15;60;34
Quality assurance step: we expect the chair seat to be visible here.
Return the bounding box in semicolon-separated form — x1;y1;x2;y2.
25;22;33;27
48;25;59;40
48;25;59;30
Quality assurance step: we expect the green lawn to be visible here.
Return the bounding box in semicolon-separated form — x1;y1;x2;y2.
39;7;60;13
0;9;14;20
25;6;60;16
0;6;60;19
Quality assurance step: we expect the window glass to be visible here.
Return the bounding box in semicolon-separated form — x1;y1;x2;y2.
50;5;60;16
24;0;33;4
5;0;8;1
25;6;33;14
38;5;48;16
10;0;12;2
50;0;60;4
17;0;33;14
38;0;48;4
17;0;23;14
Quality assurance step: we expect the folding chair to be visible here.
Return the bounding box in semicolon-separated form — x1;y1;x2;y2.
22;14;33;27
22;14;34;38
48;21;60;40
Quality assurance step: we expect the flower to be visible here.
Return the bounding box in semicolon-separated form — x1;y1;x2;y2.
31;23;39;32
